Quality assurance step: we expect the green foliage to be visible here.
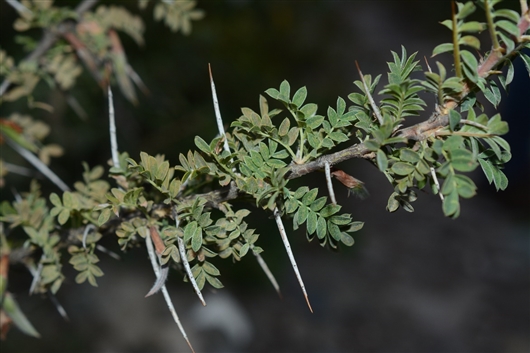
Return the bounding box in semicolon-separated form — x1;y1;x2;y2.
1;0;529;345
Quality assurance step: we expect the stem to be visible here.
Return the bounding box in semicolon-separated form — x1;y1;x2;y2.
452;1;462;78
484;0;501;52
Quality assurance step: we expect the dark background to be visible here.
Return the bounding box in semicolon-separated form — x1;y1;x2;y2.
1;1;529;352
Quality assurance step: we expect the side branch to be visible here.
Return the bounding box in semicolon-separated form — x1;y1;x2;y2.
399;11;530;140
287;143;372;179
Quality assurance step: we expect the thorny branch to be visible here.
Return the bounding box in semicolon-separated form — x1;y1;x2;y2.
0;0;100;96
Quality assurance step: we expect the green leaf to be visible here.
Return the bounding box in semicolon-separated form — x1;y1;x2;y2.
364;139;380;151
279;80;291;101
432;43;453;57
310;196;327;212
239;243;250;257
285;199;299;214
455;174;476;198
376;149;388;172
306;115;325;129
184;221;198;243
483;81;501;107
494;9;521;23
387;193;399;212
496;20;520;38
191;227;203;252
457;1;476;19
265;88;279;99
459;35;481;50
348;221;364;232
391;162;415;176
450;149;477;172
58;209;70;225
459;21;484;33
399;149;420;164
62;191;74;209
293;186;309;199
205;274;224;289
50;193;62;207
520;54;530;77
320;204;341;217
202;261;220;276
341;233;355;246
449;109;461;131
329;131;349;143
97;208;112;226
329;214;351;225
278;118;290;136
442;190;459;217
443;135;464;151
492;167;508;191
292;86;307;107
295;206;308;225
2;293;40;338
328;222;342;242
306;210;317;235
479;158;494;184
316;216;326;239
300;103;318;119
195;136;210;154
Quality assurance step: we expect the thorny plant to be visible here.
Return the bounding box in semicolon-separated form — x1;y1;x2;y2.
1;0;530;351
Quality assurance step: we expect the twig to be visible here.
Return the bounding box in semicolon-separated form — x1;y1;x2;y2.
173;208;206;306
6;139;70;192
460;119;489;131
108;86;120;169
209;64;281;295
324;161;337;204
430;167;444;201
400;9;530;141
145;227;196;353
355;60;384;125
273;208;313;313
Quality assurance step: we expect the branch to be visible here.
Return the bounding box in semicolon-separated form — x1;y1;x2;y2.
0;0;100;96
400;11;530;141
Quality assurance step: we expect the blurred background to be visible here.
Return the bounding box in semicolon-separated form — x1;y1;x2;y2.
1;1;529;352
